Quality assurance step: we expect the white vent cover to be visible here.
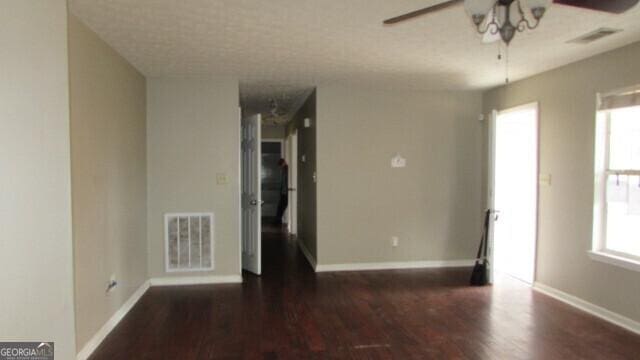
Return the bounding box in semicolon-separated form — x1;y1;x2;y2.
165;213;214;272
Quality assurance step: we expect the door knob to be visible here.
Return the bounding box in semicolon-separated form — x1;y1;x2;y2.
250;199;258;206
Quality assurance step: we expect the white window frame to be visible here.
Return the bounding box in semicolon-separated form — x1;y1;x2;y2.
591;102;640;272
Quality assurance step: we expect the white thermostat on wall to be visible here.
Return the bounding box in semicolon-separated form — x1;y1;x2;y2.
391;154;407;168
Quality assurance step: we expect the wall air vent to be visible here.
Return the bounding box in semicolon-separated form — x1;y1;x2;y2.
165;213;214;272
567;28;623;44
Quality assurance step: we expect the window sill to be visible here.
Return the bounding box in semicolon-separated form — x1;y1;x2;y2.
588;251;640;272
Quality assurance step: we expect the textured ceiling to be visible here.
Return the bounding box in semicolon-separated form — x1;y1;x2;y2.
240;84;314;125
70;0;640;94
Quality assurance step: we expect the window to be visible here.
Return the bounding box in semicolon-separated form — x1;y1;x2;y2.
592;86;640;271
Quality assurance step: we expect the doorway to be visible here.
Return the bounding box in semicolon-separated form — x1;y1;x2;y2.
488;103;539;284
240;88;316;275
261;139;284;224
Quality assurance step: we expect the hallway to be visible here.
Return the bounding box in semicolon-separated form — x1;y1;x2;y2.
90;228;640;359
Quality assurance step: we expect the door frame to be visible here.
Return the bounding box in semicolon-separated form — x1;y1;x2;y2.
237;108;242;274
285;130;298;235
487;102;540;284
241;113;262;275
261;138;284;152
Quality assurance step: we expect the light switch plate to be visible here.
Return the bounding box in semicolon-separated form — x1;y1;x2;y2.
216;173;228;185
539;173;552;186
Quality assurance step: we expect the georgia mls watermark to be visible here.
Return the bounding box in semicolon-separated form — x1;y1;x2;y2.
0;342;54;360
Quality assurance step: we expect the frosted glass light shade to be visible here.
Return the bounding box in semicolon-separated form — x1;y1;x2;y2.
525;0;551;10
464;0;496;16
524;0;550;20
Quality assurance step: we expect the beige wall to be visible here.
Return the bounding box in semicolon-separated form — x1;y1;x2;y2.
316;86;483;265
483;41;640;322
0;0;76;358
147;77;241;278
68;15;147;350
288;92;318;259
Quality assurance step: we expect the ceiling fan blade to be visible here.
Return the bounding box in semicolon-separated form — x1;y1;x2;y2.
383;0;464;25
553;0;639;13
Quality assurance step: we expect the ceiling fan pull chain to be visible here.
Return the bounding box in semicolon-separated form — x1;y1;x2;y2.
505;45;510;84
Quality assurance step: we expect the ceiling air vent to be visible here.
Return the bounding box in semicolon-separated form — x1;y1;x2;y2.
568;28;623;44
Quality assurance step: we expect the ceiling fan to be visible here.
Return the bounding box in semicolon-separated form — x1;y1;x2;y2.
384;0;639;44
268;98;287;116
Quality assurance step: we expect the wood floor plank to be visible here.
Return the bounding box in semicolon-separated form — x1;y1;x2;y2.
89;226;640;359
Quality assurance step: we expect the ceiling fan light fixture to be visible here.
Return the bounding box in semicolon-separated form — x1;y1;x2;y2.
471;13;487;26
530;6;546;20
500;22;517;44
467;0;549;44
525;0;550;19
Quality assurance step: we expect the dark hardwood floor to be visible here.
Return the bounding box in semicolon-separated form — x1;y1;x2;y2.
90;226;640;359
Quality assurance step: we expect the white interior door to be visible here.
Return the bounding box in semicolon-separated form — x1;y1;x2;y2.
488;104;538;284
241;114;261;275
286;131;298;235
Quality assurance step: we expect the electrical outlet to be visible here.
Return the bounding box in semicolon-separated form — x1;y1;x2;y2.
106;274;117;293
391;236;399;247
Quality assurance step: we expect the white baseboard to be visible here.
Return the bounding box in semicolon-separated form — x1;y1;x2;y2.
533;282;640;335
297;239;317;270
76;280;150;360
76;274;243;359
149;274;243;286
315;259;475;272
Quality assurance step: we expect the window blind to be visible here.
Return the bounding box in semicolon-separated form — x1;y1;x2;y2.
598;86;640;111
